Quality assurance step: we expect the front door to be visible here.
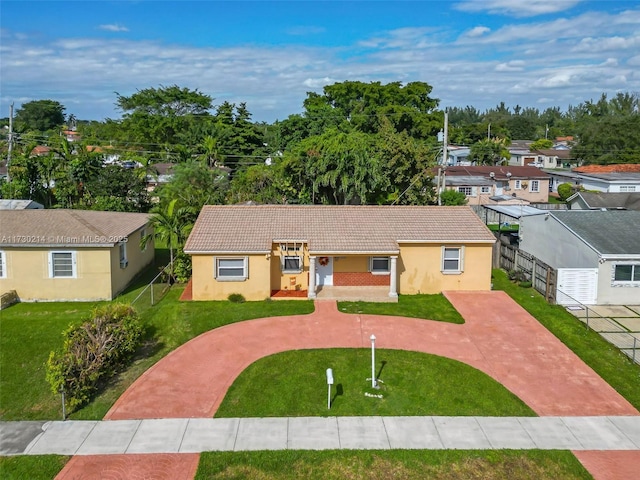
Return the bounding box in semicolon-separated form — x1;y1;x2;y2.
316;256;333;286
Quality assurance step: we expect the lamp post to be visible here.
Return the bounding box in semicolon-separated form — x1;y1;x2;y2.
370;334;377;388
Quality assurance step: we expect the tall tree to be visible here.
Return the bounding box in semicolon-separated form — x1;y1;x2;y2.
15;100;66;132
115;85;213;146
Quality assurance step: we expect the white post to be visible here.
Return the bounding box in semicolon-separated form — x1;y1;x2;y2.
308;256;317;299
370;334;376;388
389;256;398;298
326;368;333;409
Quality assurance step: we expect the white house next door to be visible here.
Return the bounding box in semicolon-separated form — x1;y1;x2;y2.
316;256;333;286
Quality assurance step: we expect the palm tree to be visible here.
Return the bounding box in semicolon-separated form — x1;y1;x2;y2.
142;199;194;280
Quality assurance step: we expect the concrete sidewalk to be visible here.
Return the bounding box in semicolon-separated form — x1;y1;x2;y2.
2;416;640;456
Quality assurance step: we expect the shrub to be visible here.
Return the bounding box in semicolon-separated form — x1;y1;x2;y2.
46;304;143;411
519;281;533;288
173;252;192;284
228;293;246;303
557;183;573;201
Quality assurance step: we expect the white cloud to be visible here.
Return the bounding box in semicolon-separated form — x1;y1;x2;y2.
455;0;583;18
99;24;129;32
463;26;491;38
495;60;525;72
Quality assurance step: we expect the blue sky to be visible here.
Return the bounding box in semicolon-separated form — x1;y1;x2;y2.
1;1;639;122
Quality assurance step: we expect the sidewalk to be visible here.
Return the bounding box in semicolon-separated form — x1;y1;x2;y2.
2;416;640;456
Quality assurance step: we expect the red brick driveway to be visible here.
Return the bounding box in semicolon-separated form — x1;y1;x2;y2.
56;291;639;480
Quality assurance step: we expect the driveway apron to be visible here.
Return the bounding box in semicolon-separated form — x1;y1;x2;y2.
56;292;639;480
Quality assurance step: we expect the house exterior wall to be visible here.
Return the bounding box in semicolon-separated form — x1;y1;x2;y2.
450;179;549;205
191;253;272;301
519;215;599;268
397;243;493;294
110;228;155;297
271;244;309;292
0;247;113;301
596;260;640;304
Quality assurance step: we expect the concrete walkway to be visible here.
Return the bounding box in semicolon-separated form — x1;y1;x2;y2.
16;294;640;479
2;416;640;456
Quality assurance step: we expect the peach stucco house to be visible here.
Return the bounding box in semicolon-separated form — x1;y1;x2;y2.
184;205;496;301
0;209;154;302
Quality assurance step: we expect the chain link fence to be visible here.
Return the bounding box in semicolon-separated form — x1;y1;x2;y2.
130;263;172;309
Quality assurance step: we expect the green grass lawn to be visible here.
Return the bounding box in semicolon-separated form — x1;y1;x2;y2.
0;278;313;420
338;293;465;323
216;349;534;417
196;450;592;480
0;455;70;480
492;269;640;411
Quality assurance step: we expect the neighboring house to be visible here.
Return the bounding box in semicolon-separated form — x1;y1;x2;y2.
546;164;640;194
443;165;550;205
567;191;640;211
146;162;175;191
519;210;640;305
0;209;154;302
184;205;496;301
512;149;576;169
62;130;81;142
0;199;44;210
445;146;471;166
30;145;52;157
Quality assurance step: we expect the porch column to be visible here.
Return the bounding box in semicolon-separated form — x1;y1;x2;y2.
308;256;317;299
389;256;398;298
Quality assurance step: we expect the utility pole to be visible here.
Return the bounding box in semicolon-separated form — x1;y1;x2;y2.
443;110;448;166
7;103;14;184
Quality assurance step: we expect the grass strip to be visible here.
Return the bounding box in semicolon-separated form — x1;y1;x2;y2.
196;450;592;479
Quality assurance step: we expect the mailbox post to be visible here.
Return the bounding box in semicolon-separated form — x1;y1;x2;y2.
326;368;334;409
370;334;377;388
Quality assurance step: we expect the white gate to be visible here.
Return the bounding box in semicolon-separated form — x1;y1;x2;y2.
556;268;598;305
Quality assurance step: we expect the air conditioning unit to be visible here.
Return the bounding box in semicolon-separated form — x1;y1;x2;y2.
120;260;128;268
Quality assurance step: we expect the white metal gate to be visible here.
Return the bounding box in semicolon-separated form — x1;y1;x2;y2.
556;268;598;305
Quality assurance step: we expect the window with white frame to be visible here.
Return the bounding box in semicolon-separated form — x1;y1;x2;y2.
620;186;637;192
614;264;640;283
457;186;473;196
216;257;248;280
514;180;522;190
0;251;5;278
119;242;128;268
279;242;303;273
49;251;76;278
530;180;540;192
442;247;463;273
140;228;147;251
370;256;390;274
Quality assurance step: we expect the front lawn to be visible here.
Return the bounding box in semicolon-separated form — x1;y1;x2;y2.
0;286;313;420
338;293;465;323
216;349;534;417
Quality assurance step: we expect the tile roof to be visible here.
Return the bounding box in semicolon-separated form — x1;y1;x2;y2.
574;164;640;174
185;205;496;254
0;209;149;247
550;210;640;255
444;165;550;180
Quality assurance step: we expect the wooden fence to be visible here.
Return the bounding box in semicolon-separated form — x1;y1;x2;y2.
496;239;557;303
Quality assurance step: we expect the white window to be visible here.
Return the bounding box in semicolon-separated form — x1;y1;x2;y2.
119;242;128;268
0;251;5;278
457;187;473;196
442;247;463;273
140;228;147;251
282;255;302;273
530;180;540;192
620;186;637;192
216;257;248;281
514;180;522;190
480;186;490;194
49;251;77;278
370;256;390;274
614;264;640;283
